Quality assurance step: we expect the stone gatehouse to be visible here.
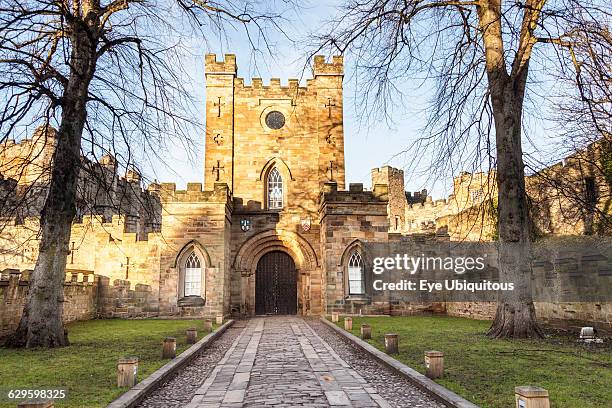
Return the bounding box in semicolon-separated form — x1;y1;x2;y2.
1;54;611;336
152;54;394;319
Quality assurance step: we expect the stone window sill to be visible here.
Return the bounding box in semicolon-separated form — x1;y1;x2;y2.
344;295;369;302
178;296;205;307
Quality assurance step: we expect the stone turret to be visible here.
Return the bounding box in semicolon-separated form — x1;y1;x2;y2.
371;166;409;232
313;55;344;77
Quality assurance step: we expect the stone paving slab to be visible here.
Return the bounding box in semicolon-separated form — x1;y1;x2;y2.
186;316;428;407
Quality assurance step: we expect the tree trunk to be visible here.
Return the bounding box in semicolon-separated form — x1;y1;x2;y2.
486;81;544;339
477;0;544;339
7;21;97;347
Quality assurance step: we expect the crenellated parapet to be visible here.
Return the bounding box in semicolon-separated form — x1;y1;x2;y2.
1;126;163;235
0;126;56;187
319;182;388;218
156;181;232;205
0;267;98;338
205;53;343;94
234;77;305;91
204;53;237;75
313;55;344;76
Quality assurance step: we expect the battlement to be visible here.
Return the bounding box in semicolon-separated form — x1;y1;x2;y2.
234;77;306;91
408;198;450;209
313;55;344;76
205;54;342;90
0;268;95;285
320;182;388;204
371;166;403;176
157;181;232;204
406;190;429;204
205;53;237;75
0;126;57;149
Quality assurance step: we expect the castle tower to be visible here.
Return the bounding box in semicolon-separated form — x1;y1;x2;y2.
204;54;237;191
313;55;345;190
372;166;408;232
202;54;346;211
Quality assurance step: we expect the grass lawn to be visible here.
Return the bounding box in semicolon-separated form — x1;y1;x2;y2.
0;319;215;408
334;315;611;408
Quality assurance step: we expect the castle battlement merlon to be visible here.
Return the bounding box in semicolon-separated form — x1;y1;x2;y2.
204;53;237;75
313;55;344;76
205;54;342;85
407;198;450;210
158;181;231;204
0;126;56;151
234;77;306;90
319;182;389;204
0;268;94;285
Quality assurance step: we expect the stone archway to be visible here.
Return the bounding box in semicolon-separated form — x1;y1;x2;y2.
233;229;319;316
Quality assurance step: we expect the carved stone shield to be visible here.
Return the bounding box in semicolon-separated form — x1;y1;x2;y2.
300;217;311;232
240;219;251;232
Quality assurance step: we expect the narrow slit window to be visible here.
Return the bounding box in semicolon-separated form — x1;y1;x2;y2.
585;177;597;206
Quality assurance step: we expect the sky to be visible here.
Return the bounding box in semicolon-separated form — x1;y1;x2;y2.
147;0;453;199
143;0;566;200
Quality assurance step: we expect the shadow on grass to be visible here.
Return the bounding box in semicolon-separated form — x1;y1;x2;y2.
0;319;214;408
334;315;611;408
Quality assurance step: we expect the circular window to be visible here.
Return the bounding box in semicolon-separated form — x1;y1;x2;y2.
265;111;285;130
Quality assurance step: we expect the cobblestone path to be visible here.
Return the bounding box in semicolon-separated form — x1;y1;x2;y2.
184;316;442;407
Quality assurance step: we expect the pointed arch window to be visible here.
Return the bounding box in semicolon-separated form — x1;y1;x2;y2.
267;168;283;209
348;251;365;295
184;252;202;296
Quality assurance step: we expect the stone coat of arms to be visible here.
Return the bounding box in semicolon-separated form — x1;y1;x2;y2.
240;219;251;232
300;217;311;232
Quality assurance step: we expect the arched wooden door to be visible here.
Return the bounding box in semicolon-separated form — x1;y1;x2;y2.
255;251;297;315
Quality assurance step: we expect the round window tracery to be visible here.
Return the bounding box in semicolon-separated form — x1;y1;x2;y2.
265;111;285;130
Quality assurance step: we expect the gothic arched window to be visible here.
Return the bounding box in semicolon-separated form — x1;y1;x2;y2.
267;168;283;209
184;252;202;296
347;251;365;295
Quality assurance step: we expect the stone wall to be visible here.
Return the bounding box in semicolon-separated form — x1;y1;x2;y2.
96;277;158;318
429;236;612;333
0;269;97;339
0;212;167;324
445;302;612;334
319;182;390;314
155;182;232;319
528;142;611;236
375;166;497;240
392;141;611;241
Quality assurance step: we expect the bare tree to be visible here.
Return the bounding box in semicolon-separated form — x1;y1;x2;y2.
312;0;611;337
0;0;293;348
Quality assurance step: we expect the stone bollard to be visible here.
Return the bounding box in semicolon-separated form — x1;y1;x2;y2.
203;319;213;333
384;333;399;354
424;350;444;379
162;337;176;359
17;401;54;408
117;356;139;387
215;313;223;325
344;317;353;331
361;324;372;340
331;312;339;323
515;386;550;408
186;327;198;344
